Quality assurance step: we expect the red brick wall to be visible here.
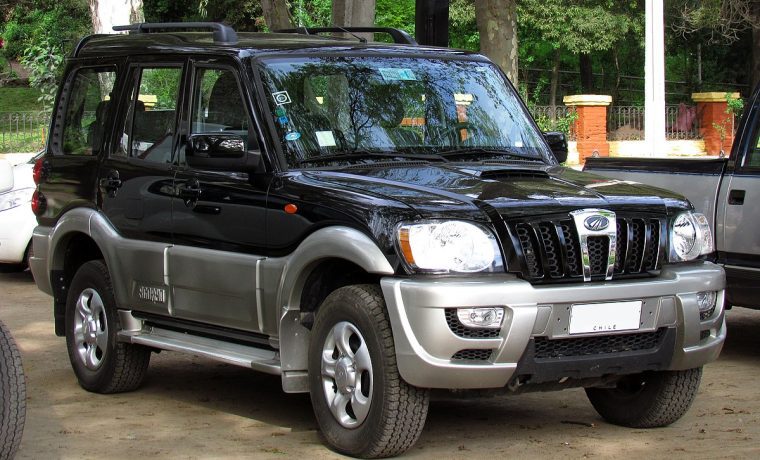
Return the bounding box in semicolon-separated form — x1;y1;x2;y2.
574;105;609;163
696;101;734;155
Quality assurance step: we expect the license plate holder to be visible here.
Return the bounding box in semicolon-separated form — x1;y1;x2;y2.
568;301;642;335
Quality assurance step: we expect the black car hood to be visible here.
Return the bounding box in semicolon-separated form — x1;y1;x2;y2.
303;163;691;220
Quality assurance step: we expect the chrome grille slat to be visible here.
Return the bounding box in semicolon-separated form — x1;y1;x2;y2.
508;212;665;283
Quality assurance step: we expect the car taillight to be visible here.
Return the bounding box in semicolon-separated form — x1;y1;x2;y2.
31;190;46;215
33;158;47;184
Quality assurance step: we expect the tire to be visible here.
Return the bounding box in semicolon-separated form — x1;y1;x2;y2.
0;319;26;460
586;367;702;428
308;284;429;458
65;260;151;393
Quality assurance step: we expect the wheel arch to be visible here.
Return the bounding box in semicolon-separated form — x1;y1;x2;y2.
273;226;395;393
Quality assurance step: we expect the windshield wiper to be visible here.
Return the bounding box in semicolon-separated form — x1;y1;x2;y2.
438;147;542;162
297;150;448;166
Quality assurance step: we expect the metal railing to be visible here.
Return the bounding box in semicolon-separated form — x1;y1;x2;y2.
0;111;51;153
529;105;576;141
607;105;702;141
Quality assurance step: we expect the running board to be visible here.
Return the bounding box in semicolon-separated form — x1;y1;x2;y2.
118;327;282;375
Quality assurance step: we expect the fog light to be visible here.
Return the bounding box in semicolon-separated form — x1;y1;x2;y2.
697;291;717;320
457;307;504;329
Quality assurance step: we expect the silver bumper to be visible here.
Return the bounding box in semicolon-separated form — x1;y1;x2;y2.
380;261;726;389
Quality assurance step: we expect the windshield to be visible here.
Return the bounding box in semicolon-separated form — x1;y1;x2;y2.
257;56;552;168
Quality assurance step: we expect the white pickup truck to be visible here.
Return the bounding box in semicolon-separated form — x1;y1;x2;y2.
585;84;760;309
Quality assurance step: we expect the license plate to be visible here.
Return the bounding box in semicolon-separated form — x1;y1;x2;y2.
568;301;642;335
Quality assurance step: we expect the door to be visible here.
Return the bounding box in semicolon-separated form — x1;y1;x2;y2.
100;62;185;316
716;89;760;307
169;62;270;331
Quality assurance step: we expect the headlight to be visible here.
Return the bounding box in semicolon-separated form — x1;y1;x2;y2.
669;212;713;262
396;220;504;273
0;187;35;212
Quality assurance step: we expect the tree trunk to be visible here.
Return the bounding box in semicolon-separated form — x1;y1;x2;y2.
549;48;561;119
579;53;593;93
474;0;519;85
332;0;377;41
89;0;144;34
261;0;292;31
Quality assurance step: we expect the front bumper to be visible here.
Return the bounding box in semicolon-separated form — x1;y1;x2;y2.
380;261;726;389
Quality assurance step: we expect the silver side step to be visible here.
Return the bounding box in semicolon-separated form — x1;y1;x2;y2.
118;327;282;376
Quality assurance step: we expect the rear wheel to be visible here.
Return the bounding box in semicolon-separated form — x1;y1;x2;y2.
586;368;702;428
65;260;151;393
308;284;429;458
0;319;26;459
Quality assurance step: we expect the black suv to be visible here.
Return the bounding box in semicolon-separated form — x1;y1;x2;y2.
30;23;725;458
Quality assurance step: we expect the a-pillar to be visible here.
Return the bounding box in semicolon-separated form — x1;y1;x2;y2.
692;92;740;156
563;95;612;164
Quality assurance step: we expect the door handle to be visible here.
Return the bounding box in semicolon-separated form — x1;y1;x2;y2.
728;189;745;205
99;170;122;197
177;178;202;206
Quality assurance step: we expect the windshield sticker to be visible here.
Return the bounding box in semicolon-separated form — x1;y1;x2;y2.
272;91;292;105
275;106;287;117
277;116;289;126
316;130;337;147
379;68;417;82
285;131;301;141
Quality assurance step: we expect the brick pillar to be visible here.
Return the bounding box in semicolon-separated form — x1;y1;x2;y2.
563;95;612;164
692;92;740;156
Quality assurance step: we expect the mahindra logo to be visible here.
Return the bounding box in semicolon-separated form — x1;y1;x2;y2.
584;215;610;231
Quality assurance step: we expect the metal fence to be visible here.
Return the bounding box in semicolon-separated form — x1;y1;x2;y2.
528;105;577;141
607;105;702;141
0;111;50;153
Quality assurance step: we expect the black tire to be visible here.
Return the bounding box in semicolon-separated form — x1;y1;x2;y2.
308;284;429;458
586;367;702;428
0;319;26;459
65;260;151;393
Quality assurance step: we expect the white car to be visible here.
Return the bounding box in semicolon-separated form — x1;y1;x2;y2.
0;153;40;271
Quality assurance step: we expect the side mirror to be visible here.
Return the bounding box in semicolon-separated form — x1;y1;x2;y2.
186;134;261;171
543;131;568;164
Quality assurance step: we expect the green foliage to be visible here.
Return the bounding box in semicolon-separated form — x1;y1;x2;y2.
1;0;90;59
534;111;577;136
448;0;478;50
726;92;745;117
19;38;64;110
0;87;44;112
519;0;642;55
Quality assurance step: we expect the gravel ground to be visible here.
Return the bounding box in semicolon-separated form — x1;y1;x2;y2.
2;269;759;459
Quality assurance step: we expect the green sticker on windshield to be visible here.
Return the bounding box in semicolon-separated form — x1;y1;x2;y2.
379;68;417;81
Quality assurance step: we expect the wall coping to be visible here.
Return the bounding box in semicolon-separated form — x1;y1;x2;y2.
691;92;741;103
562;95;612;107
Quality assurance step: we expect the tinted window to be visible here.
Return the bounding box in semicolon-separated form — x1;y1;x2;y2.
60;68;116;156
191;68;249;135
116;67;182;163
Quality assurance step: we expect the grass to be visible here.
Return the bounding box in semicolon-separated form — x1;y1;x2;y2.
0;87;44;112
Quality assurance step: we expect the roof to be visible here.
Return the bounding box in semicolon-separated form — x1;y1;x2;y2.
73;29;479;61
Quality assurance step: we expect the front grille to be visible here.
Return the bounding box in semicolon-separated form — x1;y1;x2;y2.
533;329;666;359
451;349;493;361
444;309;501;339
510;214;664;283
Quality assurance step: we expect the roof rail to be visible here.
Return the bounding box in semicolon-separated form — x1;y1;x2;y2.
112;22;238;45
276;27;417;45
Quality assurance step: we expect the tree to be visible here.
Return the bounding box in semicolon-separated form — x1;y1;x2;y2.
671;0;760;89
261;0;292;30
520;0;641;98
89;0;144;34
474;0;519;84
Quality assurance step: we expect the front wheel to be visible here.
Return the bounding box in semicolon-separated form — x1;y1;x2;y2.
65;260;151;393
586;367;702;428
308;284;429;458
